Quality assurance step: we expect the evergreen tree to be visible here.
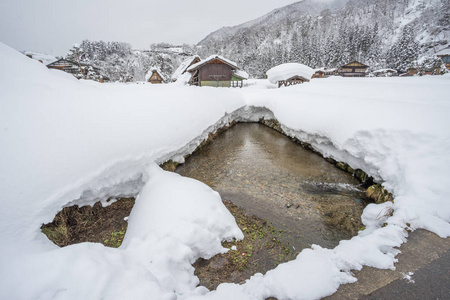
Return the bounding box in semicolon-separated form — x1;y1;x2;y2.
387;25;419;71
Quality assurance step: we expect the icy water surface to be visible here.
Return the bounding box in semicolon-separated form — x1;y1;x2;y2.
176;123;369;251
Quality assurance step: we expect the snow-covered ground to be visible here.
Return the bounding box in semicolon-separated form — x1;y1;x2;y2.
1;42;449;299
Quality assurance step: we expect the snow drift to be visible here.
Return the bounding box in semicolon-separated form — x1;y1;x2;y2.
1;42;449;299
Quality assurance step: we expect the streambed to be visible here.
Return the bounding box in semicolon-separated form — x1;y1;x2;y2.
177;123;369;251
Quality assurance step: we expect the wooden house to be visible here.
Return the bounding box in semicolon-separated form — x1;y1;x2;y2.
146;68;165;84
186;55;248;88
338;61;369;77
403;68;418;76
312;67;337;78
47;58;81;75
312;70;325;79
436;46;450;70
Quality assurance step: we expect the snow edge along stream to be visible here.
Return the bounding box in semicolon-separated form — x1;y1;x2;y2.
37;105;420;300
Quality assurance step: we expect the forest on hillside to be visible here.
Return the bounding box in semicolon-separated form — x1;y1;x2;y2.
64;0;449;81
197;0;449;77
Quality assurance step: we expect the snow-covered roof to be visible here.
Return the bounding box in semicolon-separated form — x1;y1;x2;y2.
373;69;397;73
233;70;249;80
266;63;314;84
340;61;369;68
187;55;238;72
171;55;201;80
314;67;337;73
23;51;57;65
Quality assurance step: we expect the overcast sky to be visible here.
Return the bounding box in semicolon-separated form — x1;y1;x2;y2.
0;0;298;56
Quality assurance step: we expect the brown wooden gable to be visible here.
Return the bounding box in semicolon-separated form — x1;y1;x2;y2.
209;59;226;65
47;58;80;74
149;70;163;83
341;61;369;68
277;75;309;88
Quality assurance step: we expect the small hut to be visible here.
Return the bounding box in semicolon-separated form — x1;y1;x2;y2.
401;68;418;77
312;69;325;79
186;55;248;87
146;68;165;84
338;61;369;77
312;67;337;79
266;63;314;88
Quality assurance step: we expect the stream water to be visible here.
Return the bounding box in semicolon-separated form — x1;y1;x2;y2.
176;123;369;251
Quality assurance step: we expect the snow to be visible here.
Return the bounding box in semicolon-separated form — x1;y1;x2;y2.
266;63;314;84
436;45;450;56
373;69;398;77
1;42;450;299
233;70;249;80
373;69;397;73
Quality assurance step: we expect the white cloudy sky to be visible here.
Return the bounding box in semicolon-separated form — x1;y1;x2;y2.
0;0;298;56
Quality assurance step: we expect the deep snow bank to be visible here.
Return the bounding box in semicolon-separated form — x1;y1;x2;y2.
1;42;449;300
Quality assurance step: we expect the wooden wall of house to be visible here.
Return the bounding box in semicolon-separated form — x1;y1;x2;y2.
199;63;232;82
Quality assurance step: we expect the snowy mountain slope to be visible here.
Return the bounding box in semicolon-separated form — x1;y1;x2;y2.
197;0;450;77
1;42;450;299
198;0;349;45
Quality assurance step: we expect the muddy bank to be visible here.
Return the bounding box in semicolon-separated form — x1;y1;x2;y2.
194;200;296;290
41;197;134;247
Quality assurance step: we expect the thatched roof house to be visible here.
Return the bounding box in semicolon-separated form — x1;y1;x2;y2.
146;68;165;84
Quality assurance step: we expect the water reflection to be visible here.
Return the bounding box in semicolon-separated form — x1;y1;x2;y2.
177;123;368;250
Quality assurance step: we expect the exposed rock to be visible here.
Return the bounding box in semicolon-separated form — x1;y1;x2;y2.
259;118;284;134
161;160;179;172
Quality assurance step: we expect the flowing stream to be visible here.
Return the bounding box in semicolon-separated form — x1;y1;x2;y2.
176;123;369;251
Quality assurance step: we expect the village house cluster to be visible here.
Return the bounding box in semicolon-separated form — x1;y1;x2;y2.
26;46;450;87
